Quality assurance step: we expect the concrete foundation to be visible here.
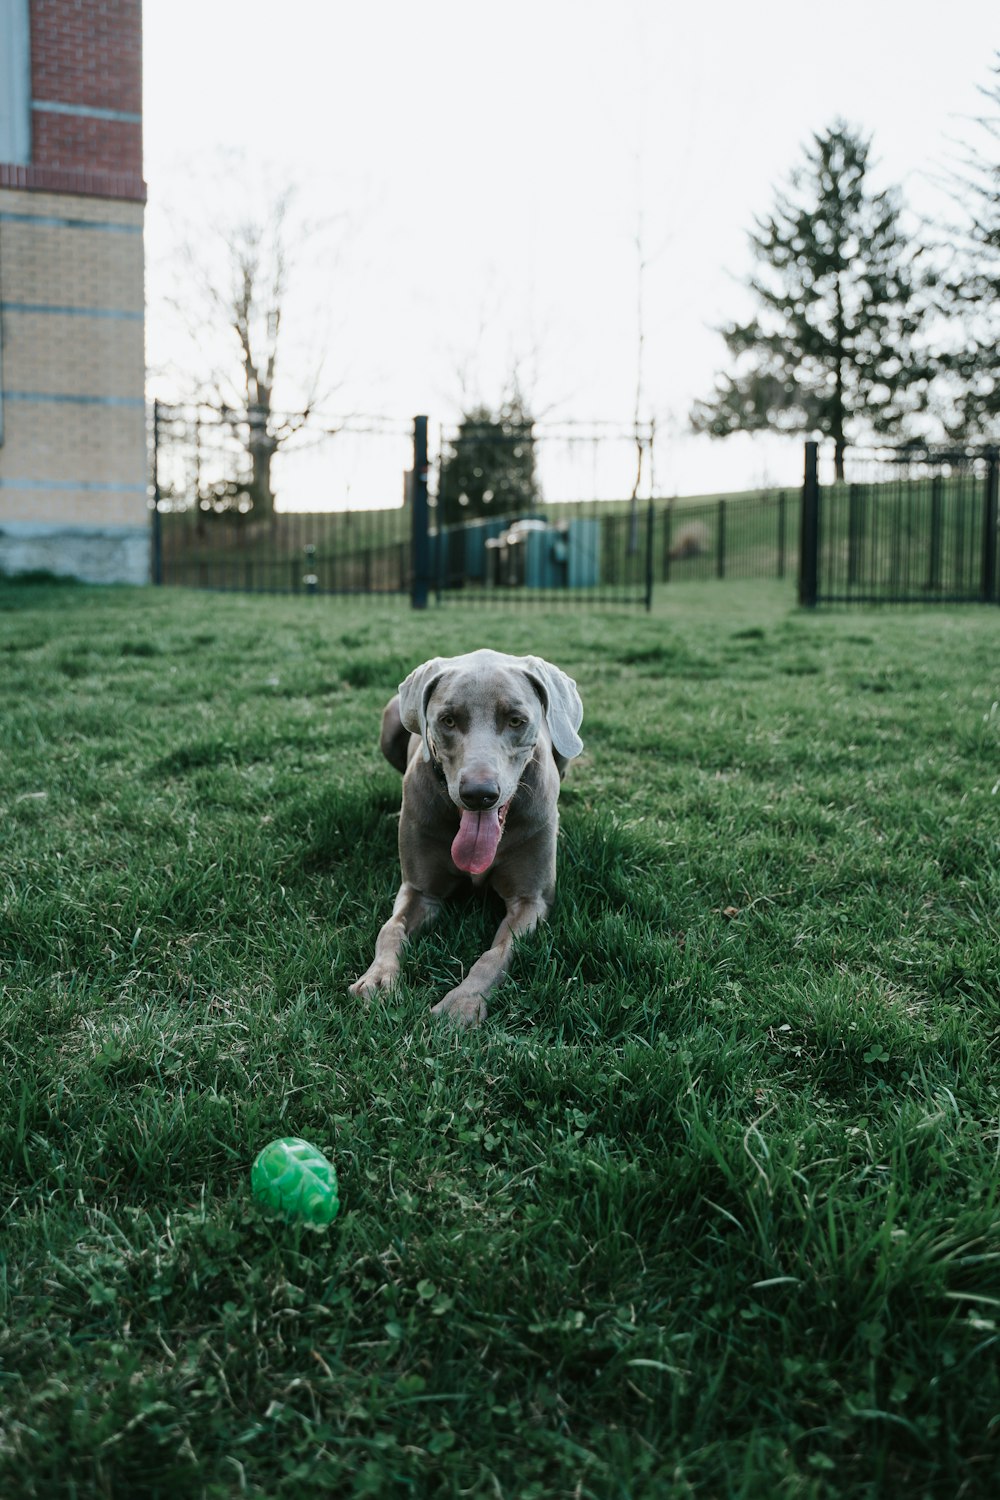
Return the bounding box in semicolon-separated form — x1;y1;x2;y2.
0;521;149;583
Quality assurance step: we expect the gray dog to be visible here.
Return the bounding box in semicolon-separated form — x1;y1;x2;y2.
349;649;584;1025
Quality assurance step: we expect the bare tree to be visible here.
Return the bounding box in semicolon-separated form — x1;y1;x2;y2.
153;168;337;522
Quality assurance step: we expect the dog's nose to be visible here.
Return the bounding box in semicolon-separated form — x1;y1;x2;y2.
459;777;501;811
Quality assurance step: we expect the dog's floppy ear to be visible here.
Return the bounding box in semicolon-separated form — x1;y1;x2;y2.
521;655;584;761
397;657;447;762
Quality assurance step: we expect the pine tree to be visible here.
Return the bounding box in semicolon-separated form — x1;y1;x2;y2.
938;55;1000;438
438;393;540;526
691;123;932;479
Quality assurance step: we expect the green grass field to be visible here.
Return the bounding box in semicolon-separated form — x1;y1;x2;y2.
1;580;998;1498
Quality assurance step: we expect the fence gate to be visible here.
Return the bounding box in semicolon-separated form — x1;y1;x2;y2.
799;442;1000;606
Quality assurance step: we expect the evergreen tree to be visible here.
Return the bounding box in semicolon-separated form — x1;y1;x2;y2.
938;55;1000;438
438;393;540;526
691;123;932;479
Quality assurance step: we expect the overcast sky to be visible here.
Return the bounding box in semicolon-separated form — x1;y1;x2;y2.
143;1;998;507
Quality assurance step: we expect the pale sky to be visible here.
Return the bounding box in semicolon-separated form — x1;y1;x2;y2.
142;0;998;508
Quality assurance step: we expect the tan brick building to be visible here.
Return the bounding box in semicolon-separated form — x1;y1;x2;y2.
0;0;147;583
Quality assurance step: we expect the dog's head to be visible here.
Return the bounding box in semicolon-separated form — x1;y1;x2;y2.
397;650;583;874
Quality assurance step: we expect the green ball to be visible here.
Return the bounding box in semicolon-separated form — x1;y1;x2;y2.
251;1137;340;1225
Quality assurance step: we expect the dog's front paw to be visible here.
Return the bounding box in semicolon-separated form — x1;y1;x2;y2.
430;988;487;1027
348;962;398;998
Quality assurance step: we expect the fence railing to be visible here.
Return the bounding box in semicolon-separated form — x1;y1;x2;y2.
800;442;1000;606
656;491;796;583
154;506;411;596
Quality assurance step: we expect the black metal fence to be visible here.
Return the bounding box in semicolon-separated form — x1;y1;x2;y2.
151;402;802;607
150;400;415;596
656;490;796;584
153;407;998;611
153;496;662;606
152;494;794;610
154;505;412;596
800;442;1000;606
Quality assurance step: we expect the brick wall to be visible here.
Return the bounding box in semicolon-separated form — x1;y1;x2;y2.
31;0;143;115
0;0;145;201
0;3;148;583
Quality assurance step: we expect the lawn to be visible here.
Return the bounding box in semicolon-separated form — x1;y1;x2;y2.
1;579;998;1498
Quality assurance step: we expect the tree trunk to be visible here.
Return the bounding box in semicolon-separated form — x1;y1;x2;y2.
247;400;278;521
835;437;846;482
834;282;847;482
249;436;278;521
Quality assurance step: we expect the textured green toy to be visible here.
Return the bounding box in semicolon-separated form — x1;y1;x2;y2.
250;1137;340;1225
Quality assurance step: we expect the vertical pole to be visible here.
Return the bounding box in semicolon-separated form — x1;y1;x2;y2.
644;498;655;612
955;469;967;592
927;474;943;592
716;498;726;579
411;415;430;609
193;410;204;537
847;483;863;589
150;399;164;585
777;489;786;580
982;453;999;604
799;441;820;607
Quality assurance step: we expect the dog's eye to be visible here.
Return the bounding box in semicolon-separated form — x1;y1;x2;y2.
439;714;457;729
508;715;526;729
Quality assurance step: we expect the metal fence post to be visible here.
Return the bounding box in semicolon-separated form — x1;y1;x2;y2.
799;441;820;607
411;415;430;609
644;499;655;611
982;451;999;604
927;474;943;592
847;482;863;588
661;499;673;582
716;498;726;578
150;398;164;585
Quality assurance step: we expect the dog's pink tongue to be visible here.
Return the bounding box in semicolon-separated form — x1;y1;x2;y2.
452;808;502;874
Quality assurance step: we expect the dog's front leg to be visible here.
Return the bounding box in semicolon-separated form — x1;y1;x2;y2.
431;893;549;1027
349;882;441;998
